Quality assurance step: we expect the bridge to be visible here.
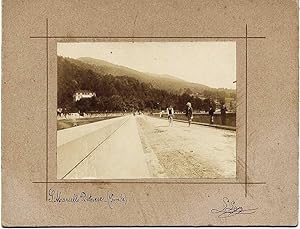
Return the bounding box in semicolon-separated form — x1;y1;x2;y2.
57;115;236;179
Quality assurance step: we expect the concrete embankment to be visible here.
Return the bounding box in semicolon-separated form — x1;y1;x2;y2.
57;116;128;179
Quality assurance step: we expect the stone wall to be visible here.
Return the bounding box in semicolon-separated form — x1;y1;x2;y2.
152;112;236;127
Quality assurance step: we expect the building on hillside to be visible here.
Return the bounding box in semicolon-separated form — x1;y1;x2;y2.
73;90;96;101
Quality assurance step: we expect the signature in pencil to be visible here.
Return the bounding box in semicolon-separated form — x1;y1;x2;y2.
211;197;257;218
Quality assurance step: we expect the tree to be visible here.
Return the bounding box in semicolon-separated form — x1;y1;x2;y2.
75;98;91;113
109;95;124;111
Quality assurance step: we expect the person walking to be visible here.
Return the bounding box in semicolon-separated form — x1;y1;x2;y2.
159;111;163;118
221;104;227;125
166;105;174;126
185;102;193;127
209;105;215;124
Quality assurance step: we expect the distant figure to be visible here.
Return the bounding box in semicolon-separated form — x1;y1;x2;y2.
221;105;227;125
185;102;193;127
209;105;215;124
63;108;68;119
166;105;174;126
159;111;163;118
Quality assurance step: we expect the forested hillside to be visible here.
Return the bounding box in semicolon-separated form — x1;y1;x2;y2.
78;57;209;94
57;56;235;113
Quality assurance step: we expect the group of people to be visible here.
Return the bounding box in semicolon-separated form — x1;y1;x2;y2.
165;102;228;127
166;102;193;127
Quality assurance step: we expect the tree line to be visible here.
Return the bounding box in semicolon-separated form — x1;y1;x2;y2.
57;56;235;113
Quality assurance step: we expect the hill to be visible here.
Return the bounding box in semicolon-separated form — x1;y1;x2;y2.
57;56;236;113
77;57;210;94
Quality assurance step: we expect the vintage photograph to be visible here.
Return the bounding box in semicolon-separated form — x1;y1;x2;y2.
57;42;236;179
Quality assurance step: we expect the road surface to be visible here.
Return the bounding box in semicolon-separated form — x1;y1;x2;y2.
57;115;236;179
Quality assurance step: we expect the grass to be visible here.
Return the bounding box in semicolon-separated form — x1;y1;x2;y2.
57;116;120;131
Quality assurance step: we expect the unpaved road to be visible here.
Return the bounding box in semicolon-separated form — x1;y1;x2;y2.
58;115;236;179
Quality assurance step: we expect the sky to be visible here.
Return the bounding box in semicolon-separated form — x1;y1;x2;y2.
57;42;236;89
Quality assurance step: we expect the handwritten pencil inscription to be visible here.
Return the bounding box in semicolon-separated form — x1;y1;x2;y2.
48;189;127;208
211;197;257;218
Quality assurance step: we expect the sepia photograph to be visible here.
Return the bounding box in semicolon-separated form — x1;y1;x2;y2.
57;42;236;179
3;0;299;226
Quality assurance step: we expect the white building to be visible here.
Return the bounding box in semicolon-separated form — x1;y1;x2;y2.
73;90;96;101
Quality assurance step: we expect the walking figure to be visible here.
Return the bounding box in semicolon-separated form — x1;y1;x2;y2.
221;104;227;125
209;105;215;124
166;105;174;126
159;111;163;118
186;102;193;127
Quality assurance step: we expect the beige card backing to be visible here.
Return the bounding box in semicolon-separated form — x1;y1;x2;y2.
2;0;298;226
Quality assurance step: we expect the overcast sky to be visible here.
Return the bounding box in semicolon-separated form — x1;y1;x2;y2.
57;42;236;89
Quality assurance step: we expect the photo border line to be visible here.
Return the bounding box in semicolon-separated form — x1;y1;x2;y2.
33;181;266;185
245;24;248;197
45;18;49;202
36;18;266;201
31;36;265;39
